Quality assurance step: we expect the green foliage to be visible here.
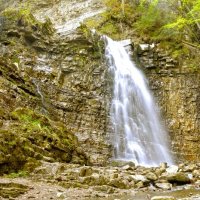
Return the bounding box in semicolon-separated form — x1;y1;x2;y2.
2;7;54;35
163;0;200;43
99;0;200;69
11;108;59;142
134;0;175;40
84;17;118;39
11;107;77;146
101;0;200;44
11;108;49;127
5;171;28;178
2;7;38;25
104;0;134;20
164;17;187;30
99;22;120;38
104;0;122;15
0;107;83;175
84;0;135;39
136;1;159;31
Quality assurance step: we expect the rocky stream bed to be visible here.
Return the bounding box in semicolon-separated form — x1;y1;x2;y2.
1;161;200;200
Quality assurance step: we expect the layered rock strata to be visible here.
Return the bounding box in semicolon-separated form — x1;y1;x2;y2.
136;44;200;162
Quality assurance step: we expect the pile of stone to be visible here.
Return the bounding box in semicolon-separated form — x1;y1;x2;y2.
33;161;200;192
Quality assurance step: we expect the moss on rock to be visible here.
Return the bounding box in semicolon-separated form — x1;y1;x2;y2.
2;7;54;35
0;108;87;175
0;182;29;198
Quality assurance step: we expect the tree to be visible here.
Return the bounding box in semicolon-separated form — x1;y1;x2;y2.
164;0;200;43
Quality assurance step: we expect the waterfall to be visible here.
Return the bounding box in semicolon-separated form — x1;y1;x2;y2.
104;36;173;166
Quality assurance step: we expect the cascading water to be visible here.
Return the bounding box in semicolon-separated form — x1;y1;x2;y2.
32;79;47;114
104;36;173;166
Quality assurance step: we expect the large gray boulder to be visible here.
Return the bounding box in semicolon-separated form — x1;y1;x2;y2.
164;172;192;184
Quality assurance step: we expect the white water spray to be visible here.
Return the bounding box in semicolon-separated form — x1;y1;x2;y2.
104;36;173;166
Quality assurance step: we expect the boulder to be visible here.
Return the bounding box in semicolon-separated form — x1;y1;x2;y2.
155;168;166;176
165;172;192;184
166;165;179;173
136;181;144;188
137;43;155;55
155;183;172;190
182;164;196;172
94;185;115;194
146;172;158;181
130;174;148;183
109;178;130;189
122;164;135;171
193;169;200;178
160;162;168;169
90;173;106;185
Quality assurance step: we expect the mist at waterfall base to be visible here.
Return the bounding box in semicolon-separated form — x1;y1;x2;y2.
104;36;173;167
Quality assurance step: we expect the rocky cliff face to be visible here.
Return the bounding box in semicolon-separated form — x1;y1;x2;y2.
0;0;111;168
137;45;200;162
150;73;200;162
0;0;199;169
44;33;111;165
0;14;92;172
